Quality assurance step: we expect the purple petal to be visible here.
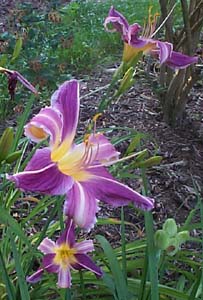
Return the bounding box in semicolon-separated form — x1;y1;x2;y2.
15;71;38;94
128;24;149;48
42;254;59;273
156;41;173;64
7;148;73;195
64;182;99;230
38;237;55;254
51;80;79;142
57;268;72;288
89;133;120;163
56;219;75;247
26;268;44;283
74;253;102;277
25;148;51;171
104;6;129;39
165;50;198;69
85;172;154;211
75;240;94;254
25;107;62;147
89;165;114;178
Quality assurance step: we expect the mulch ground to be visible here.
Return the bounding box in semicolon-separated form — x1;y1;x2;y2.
76;65;203;243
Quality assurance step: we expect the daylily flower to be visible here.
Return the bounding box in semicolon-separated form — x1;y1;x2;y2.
104;6;198;69
0;67;38;99
8;79;154;229
27;219;102;288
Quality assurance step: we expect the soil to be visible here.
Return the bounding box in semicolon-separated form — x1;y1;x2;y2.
1;1;203;244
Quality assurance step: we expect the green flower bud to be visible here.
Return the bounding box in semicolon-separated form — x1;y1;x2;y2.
0;127;14;162
134;155;162;168
154;229;170;250
163;218;177;237
166;237;179;256
115;67;135;97
177;231;190;244
5;150;22;164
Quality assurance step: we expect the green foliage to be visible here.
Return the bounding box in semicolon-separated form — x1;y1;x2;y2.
0;0;158;119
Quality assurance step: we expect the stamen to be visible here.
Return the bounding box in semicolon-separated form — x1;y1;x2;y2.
88;150;147;169
142;18;147;37
142;6;160;39
150;13;159;37
93;113;102;134
84;133;90;144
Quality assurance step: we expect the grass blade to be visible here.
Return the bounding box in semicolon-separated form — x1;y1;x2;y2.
96;234;129;300
142;168;159;300
8;229;30;300
12;93;37;152
0;208;31;249
0;249;16;300
120;207;127;283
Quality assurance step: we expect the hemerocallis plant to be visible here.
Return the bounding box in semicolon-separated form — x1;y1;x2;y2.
27;219;102;288
8;80;154;230
104;6;198;69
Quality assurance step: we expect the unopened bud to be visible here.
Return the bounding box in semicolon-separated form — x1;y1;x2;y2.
134;155;162;168
166;237;179;256
163;218;177;237
177;231;190;244
154;229;170;250
0;127;14;162
115;67;135;97
5;150;22;164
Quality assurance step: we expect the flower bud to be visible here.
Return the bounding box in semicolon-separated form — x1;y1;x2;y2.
177;231;190;244
154;229;170;250
134;155;162;168
163;218;177;237
5;150;22;164
166;237;179;256
0;127;14;162
115;67;135;97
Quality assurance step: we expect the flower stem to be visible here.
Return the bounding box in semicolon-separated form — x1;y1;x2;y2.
121;206;127;283
65;288;71;300
141;168;159;299
200;194;203;300
79;270;86;300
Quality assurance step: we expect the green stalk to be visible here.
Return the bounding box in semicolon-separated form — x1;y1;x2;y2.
57;195;65;230
8;228;30;300
138;250;148;300
98;69;121;112
200;195;203;300
25;201;59;275
79;270;86;300
121;206;127;283
142;168;159;300
65;288;71;300
12;93;37;152
0;249;16;300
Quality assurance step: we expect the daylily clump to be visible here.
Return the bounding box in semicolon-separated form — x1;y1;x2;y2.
104;6;198;69
27;219;102;288
8;79;154;230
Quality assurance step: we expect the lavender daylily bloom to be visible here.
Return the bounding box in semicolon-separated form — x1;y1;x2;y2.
8;79;154;229
104;6;198;69
27;219;102;288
